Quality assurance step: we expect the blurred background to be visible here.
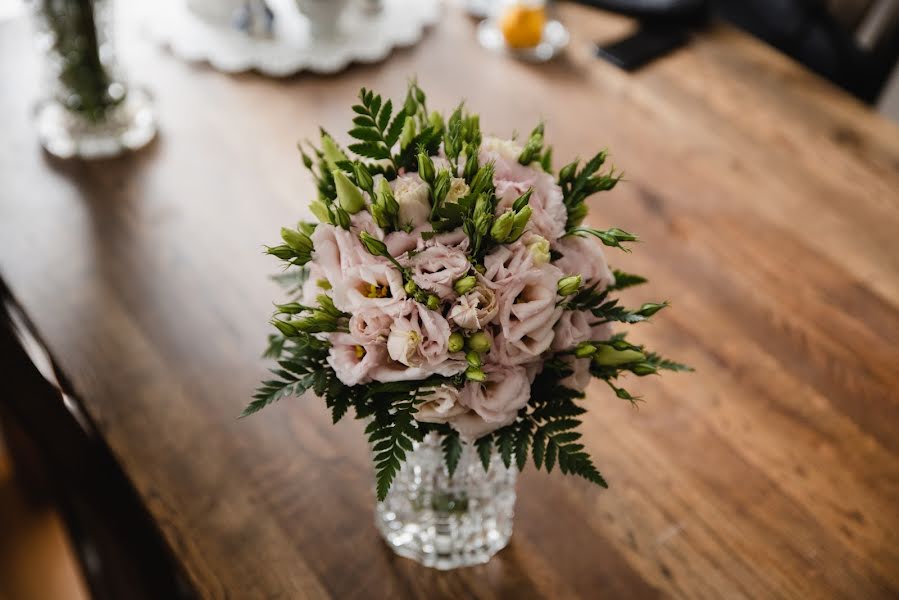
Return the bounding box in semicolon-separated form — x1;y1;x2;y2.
0;0;896;598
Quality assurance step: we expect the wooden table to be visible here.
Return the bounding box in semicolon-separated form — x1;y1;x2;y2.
2;3;898;598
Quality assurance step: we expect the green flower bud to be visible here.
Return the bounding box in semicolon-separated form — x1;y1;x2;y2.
637;302;668;317
509;205;532;241
281;227;312;252
490;211;514;242
475;213;491;237
359;231;389;257
297;221;316;236
334;206;351;230
512;189;533;213
271;319;298;337
466;350;481;368
333;169;365;214
557;275;582;296
298;144;314;169
559;161;577;183
465;367;486;382
309;200;331;224
316;279;331;290
463;150;479;182
376;178;399;217
607;227;638;242
426;294;440;310
448;332;465;353
275;302;304;315
474;263;486;274
630;362;657;376
404;279;419;295
453;275;477;295
574;343;597;358
566;203;588;227
399;116;416;150
320;132;348;170
417;151;436;184
265;245;295;260
594;346;646;366
428;110;444;131
370;203;389;228
352;162;374;194
467;331;491;354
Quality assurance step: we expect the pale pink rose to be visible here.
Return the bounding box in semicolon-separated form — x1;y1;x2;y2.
405;242;470;298
559;355;592;392
414;384;468;424
448;282;498;330
326;333;384;386
552;234;615;292
460;365;531;425
551;310;593;352
492;263;564;362
335;261;406;314
494;177;567;242
348;306;392;345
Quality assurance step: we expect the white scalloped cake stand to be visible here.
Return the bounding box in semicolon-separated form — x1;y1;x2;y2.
144;0;441;76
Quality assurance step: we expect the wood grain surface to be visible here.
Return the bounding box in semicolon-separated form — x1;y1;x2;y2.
1;2;898;598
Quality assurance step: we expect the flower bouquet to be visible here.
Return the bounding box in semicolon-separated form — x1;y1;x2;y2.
247;81;689;569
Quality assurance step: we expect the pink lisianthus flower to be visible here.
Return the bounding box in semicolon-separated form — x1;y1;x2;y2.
347;305;393;345
310;222;375;285
448;280;499;330
352;209;419;257
326;333;384;386
491;262;564;364
480;136;567;242
405;241;471;298
335;261;406;314
368;300;466;382
551;309;593;352
414;384;468;424
559;355;592;392
552;234;615;292
452;365;531;439
494;178;567;242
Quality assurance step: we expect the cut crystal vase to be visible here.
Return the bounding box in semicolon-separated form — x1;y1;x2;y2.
375;433;518;570
31;0;156;159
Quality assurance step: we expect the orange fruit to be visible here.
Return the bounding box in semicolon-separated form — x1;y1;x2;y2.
499;5;545;49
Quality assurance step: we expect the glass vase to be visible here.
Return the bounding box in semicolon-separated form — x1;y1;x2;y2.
31;0;156;159
375;433;518;570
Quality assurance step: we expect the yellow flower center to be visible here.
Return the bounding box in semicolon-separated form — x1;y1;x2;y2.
366;283;390;298
354;345;366;359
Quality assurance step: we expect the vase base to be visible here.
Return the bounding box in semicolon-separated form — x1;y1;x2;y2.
376;508;513;570
34;87;157;159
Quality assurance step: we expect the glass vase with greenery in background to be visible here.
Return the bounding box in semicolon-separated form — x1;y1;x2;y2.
31;0;156;158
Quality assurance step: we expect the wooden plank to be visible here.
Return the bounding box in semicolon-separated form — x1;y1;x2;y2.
0;3;897;598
